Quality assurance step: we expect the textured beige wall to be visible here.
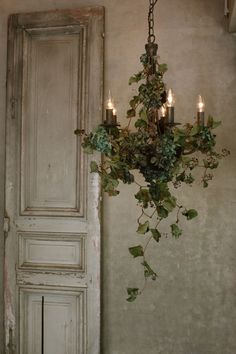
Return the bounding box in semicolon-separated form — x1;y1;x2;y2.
229;0;236;31
0;0;236;353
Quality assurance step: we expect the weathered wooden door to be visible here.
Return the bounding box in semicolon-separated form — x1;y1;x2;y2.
4;8;104;354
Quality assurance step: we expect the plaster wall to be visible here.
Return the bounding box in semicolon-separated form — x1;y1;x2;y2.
229;0;236;31
0;0;236;353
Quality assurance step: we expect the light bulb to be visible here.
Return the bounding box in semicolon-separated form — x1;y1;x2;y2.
167;88;175;107
197;95;205;113
107;90;114;110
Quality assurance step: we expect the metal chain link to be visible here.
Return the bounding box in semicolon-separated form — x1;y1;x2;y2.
148;0;158;43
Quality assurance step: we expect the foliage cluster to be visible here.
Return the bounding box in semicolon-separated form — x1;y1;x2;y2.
78;52;229;302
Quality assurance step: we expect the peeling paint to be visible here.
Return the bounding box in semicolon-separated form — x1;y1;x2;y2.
4;259;15;351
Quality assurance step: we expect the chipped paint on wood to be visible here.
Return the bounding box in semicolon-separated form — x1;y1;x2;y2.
4;259;15;353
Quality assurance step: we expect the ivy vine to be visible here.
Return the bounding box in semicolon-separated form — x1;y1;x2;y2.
76;51;229;302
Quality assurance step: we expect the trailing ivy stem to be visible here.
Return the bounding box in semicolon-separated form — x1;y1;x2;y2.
137;205;157;226
139;236;152;296
139;275;148;295
155;216;162;229
139;216;163;295
143;235;153;254
142;208;157;219
150;208;157;218
125;117;132;130
137;210;145;224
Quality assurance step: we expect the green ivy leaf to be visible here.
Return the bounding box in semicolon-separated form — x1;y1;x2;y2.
82;135;95;154
163;196;177;212
171;224;182;238
151;229;161;242
157;206;169;218
129;96;139;109
129;245;144;258
173;128;186;143
127;108;136;118
139;108;148;121
101;175;119;196
176;171;186;182
150;157;157;164
137;221;149;234
135;189;152;208
128;72;144;85
135;119;148;129
182;156;192;165
212;121;221;129
83;145;94;154
182;209;198;220
90;161;99;173
126;288;139;302
207;116;221;129
190;124;200;136
142;261;157;280
158;63;168;73
185;174;195;184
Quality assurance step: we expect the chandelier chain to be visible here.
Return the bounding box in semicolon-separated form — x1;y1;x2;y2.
148;0;158;43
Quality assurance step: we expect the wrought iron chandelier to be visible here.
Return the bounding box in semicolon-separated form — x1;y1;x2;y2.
76;0;229;302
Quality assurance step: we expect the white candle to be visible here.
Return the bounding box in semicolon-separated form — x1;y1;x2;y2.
166;89;175;124
167;89;175;107
197;95;205;113
106;90;114;124
197;95;205;126
107;90;114;110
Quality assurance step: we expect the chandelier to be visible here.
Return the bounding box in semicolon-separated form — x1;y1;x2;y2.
76;0;229;302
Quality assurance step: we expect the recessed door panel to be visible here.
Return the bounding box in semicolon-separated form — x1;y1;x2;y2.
21;27;86;217
20;288;85;354
18;232;85;270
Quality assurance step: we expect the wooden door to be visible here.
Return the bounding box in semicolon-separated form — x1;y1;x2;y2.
4;8;104;354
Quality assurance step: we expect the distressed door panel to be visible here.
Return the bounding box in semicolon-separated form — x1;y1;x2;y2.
21;27;86;217
5;8;104;354
20;288;85;354
18;232;85;271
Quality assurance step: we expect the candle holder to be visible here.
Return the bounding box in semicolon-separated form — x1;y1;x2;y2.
167;106;175;125
106;109;114;125
102;122;120;128
105;105;119;127
197;112;205;126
